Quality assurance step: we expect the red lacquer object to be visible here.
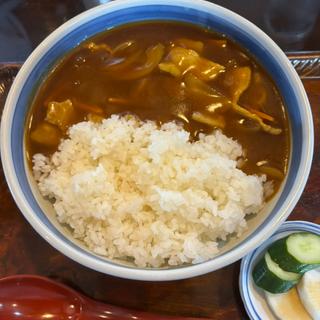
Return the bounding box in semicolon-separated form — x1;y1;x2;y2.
0;275;209;319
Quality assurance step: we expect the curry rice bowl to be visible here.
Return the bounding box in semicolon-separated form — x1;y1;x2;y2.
33;115;267;267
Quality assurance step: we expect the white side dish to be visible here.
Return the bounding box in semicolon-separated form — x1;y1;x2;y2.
240;221;320;320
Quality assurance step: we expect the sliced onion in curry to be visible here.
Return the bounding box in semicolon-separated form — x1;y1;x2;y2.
103;49;143;72
173;38;204;53
159;46;225;81
111;43;165;80
192;111;225;129
259;165;285;180
223;66;252;103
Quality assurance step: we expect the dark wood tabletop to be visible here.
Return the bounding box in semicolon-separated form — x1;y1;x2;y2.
0;65;319;320
0;1;320;319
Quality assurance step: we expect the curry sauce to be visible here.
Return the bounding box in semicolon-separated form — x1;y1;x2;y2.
26;21;289;192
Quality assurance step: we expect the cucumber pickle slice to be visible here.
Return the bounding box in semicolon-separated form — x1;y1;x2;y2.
268;232;320;273
253;252;300;294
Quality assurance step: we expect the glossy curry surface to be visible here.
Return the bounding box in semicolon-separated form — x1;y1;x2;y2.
26;21;290;191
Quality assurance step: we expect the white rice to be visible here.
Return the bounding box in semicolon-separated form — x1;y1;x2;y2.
33;115;266;267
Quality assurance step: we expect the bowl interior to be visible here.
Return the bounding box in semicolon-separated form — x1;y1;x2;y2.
2;0;313;279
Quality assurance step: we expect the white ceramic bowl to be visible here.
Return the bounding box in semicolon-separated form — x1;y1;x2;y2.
0;0;314;280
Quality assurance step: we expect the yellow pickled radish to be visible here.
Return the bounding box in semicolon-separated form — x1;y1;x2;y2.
266;287;312;320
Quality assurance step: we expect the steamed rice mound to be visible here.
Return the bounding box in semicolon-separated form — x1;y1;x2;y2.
33;115;266;267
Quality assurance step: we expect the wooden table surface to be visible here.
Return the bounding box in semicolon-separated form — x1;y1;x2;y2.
0;1;320;319
0;73;319;320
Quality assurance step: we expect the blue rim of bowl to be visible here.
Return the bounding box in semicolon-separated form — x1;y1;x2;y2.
0;0;314;280
239;220;320;320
